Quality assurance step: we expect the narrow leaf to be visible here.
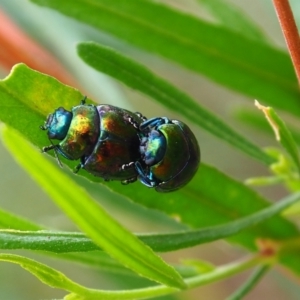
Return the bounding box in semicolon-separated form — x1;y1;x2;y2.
255;100;300;173
235;109;300;146
64;255;265;300
30;0;300;115
0;253;87;294
0;208;42;230
245;176;286;186
0;126;185;289
77;42;273;165
1;191;300;253
197;0;267;42
0;254;264;300
1;64;300;278
226;265;270;300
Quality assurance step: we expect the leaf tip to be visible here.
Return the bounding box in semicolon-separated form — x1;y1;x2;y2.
255;100;280;141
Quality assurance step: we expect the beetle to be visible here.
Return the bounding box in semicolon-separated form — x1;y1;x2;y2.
41;98;200;192
41;97;144;183
132;117;200;192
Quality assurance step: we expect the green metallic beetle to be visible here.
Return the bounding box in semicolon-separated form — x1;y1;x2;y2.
132;117;200;192
41;98;144;183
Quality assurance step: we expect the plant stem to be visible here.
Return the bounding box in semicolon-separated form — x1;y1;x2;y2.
273;0;300;86
66;255;274;300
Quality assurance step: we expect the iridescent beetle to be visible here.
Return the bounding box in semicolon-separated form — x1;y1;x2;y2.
41;97;200;192
134;117;200;192
41;97;143;183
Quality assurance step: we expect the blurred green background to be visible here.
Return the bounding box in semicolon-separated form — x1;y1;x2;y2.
0;0;300;299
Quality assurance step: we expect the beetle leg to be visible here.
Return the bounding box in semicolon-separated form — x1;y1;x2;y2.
139;117;171;131
74;157;86;174
121;176;137;185
42;144;57;153
74;163;82;173
40;124;47;131
42;144;63;168
124;112;147;130
134;112;147;122
135;161;157;188
120;162;139;185
125;115;140;129
120;161;135;171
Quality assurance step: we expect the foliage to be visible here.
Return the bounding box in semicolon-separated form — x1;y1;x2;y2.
0;0;300;299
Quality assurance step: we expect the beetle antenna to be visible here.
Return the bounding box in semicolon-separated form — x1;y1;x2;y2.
81;95;87;105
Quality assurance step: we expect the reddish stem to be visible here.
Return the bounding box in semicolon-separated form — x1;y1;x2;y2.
273;0;300;86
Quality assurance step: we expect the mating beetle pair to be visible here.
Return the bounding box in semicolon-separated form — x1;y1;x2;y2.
41;97;200;192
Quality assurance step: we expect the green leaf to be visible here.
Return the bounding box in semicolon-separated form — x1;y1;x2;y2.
115;165;300;277
60;251;141;277
196;0;267;42
0;230;99;253
1;191;300;253
255;100;300;173
64;255;266;300
1;64;300;278
245;175;286;186
77;42;272;165
235;109;300;146
181;259;215;274
0;126;185;289
0;208;42;230
30;0;300;115
0;253;87;294
0;254;265;300
226;265;270;300
0;63;271;167
2;241;199;279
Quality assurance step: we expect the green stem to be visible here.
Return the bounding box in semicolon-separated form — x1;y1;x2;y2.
225;265;270;300
66;255;274;300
